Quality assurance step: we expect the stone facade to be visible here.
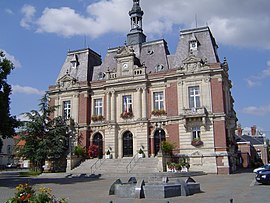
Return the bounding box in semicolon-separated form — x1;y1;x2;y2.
48;0;237;174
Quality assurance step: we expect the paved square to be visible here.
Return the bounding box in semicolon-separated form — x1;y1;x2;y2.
0;171;269;203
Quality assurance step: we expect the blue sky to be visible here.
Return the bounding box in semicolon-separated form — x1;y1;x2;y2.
1;0;270;135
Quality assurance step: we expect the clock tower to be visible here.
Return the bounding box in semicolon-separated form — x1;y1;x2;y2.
127;0;146;45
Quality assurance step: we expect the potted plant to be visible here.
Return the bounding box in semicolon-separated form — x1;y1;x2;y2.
105;149;112;159
161;141;174;156
138;148;145;158
167;162;176;172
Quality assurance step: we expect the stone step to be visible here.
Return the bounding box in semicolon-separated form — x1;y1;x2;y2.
71;157;161;175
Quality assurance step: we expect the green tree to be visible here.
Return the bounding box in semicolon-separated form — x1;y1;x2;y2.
17;93;68;170
0;51;20;141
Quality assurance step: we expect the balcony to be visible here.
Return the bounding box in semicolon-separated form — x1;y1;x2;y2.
181;107;207;118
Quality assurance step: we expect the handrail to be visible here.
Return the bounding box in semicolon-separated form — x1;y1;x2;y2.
126;152;139;173
90;158;104;174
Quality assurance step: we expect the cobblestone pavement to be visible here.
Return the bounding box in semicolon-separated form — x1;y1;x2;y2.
0;170;269;203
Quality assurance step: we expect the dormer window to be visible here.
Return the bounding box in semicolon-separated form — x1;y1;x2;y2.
98;72;105;80
155;64;164;72
70;54;78;68
189;33;199;53
189;40;198;51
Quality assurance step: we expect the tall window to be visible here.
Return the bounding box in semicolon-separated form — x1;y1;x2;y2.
192;127;201;140
63;101;71;120
188;86;200;108
94;98;103;115
153;92;164;110
123;95;132;112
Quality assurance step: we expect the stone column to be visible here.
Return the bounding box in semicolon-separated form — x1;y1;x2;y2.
106;91;111;121
150;136;155;157
136;87;142;119
111;90;115;122
72;94;79;123
118;135;123;158
142;87;147;119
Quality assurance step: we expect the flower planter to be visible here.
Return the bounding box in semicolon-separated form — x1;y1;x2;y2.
151;109;167;117
191;139;204;147
105;154;112;159
120;111;134;119
138;153;145;158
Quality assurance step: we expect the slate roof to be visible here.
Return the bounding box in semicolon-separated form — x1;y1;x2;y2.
56;48;101;83
55;26;220;83
235;134;265;145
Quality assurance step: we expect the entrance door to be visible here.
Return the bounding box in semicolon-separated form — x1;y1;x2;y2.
154;129;166;156
123;131;133;157
93;133;103;159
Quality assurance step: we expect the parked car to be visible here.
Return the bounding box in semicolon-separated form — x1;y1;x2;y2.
256;170;270;184
253;164;270;173
6;163;17;168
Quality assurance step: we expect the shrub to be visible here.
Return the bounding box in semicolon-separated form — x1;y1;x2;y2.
161;141;174;155
88;145;99;158
74;145;86;157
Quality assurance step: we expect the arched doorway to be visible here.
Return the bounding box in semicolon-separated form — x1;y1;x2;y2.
154;129;166;156
93;133;103;159
123;131;133;157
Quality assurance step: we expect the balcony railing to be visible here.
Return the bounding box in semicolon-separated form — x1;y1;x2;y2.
181;107;207;118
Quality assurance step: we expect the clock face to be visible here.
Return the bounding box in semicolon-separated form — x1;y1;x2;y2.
122;63;128;69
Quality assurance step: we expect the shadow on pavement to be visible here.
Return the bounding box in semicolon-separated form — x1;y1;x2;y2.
0;174;102;188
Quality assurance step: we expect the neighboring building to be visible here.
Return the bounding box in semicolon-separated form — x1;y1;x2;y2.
48;0;237;174
0;137;15;167
236;125;268;168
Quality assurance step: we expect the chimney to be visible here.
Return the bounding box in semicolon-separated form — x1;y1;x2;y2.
251;125;256;136
237;124;242;136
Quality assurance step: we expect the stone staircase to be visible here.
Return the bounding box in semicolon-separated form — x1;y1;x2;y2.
69;157;160;176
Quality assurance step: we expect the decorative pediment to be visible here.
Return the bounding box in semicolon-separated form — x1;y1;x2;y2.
178;54;207;73
182;54;202;65
57;71;78;90
115;46;135;58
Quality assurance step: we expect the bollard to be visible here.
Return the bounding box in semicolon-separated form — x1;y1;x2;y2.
230;198;233;203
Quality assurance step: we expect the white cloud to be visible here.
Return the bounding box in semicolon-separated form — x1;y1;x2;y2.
5;9;14;15
2;50;22;68
20;4;36;29
35;0;130;38
12;85;45;95
246;61;270;87
20;0;270;49
241;105;270;116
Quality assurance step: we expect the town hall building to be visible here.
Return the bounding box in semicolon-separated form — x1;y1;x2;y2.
48;0;238;174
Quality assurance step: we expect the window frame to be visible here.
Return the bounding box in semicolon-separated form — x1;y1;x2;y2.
192;126;201;140
94;98;103;116
63;100;71;120
153;91;164;110
188;86;201;109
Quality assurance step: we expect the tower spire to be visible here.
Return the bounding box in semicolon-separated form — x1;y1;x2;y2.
127;0;146;45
